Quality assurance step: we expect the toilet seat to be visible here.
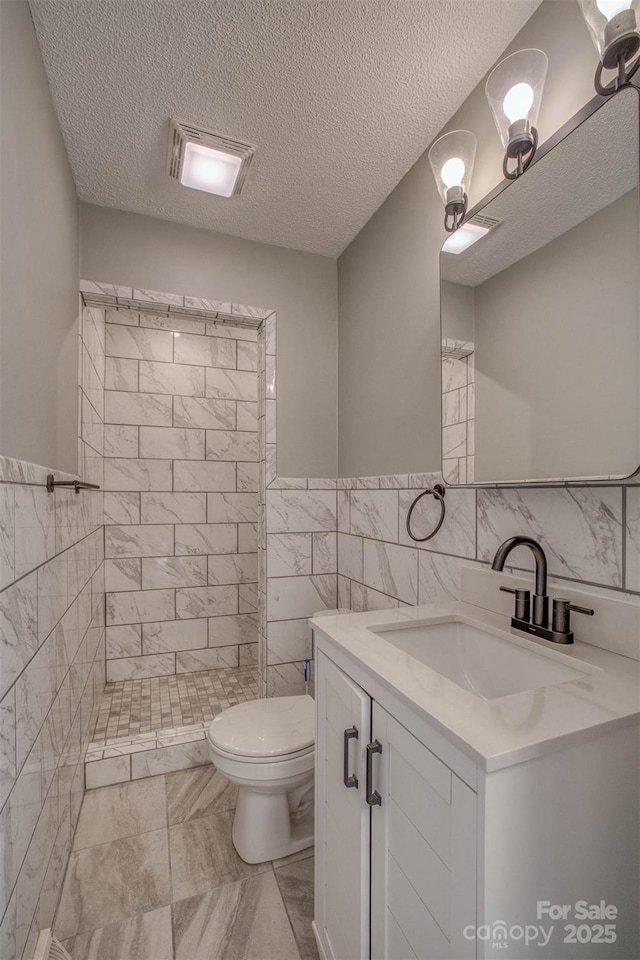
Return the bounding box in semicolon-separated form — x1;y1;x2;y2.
208;694;315;759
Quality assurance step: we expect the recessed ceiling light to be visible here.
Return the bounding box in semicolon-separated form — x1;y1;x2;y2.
167;119;256;198
441;215;501;254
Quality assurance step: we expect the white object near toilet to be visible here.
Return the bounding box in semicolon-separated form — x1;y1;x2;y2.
207;695;315;864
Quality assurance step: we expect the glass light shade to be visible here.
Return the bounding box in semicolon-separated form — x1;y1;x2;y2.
181;142;243;197
428;130;477;206
485;49;548;150
579;0;640;65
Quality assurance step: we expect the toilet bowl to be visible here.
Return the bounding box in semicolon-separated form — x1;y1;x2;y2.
207;695;315;864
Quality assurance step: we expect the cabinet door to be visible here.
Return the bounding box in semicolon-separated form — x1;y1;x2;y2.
370;703;477;960
315;651;371;960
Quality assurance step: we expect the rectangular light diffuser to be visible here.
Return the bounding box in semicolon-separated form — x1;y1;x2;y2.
442;221;490;254
167;120;255;198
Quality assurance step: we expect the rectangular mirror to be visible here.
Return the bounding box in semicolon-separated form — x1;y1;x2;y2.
440;86;639;485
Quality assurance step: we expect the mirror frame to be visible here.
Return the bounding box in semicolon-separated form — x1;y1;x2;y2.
440;84;640;488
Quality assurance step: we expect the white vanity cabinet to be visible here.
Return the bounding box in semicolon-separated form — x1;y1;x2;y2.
315;651;476;960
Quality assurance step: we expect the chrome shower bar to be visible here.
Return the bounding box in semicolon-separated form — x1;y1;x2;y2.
46;474;101;494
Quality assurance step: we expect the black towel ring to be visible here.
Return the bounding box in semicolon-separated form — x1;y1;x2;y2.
406;484;446;542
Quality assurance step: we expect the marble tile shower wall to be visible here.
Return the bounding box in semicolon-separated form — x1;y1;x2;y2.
335;474;640;616
103;308;259;681
0;305;106;960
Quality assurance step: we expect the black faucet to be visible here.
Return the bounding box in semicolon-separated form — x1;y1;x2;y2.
491;536;593;644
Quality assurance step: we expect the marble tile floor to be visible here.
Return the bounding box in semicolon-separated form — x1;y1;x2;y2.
55;764;319;960
92;666;260;743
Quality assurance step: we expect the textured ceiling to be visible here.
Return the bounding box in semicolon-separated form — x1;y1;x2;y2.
442;89;639;285
29;0;540;256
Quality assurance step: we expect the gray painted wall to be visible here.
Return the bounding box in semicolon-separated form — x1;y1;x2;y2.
80;203;338;478
0;0;80;473
337;0;604;477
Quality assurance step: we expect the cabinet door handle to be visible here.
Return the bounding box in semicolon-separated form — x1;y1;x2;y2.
366;740;382;806
343;726;359;788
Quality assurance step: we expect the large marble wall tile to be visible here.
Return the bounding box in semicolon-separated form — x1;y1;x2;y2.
362;540;418;605
176;647;239;671
205;430;258;463
130;740;209;779
107;589;175;626
106;324;173;362
140;492;207;524
237;401;258;431
104;458;173;492
350;490;398;542
239;582;258;613
399;487;476;559
174;523;237;556
0;484;15;589
142;557;208;590
0;688;16;809
626;487;640;592
0;749;42;919
106;624;142;660
173;461;236;493
14;486;56;577
105;357;139;392
418;552;466;604
337;533;364;583
174;333;236;369
142;619;208;654
237;463;259;493
267;619;313;664
312;532;337;574
207;493;258;523
104;558;142;593
139;361;204;397
350;581;400;613
266;490;336;534
0;572;38;699
105;391;173;427
337;490;350;534
205;368;257;402
142;313;205;335
267;533;312;577
237;340;258;371
208;554;257;585
139;427;205;460
107;654;176;682
477;486;623;586
174;396;235;430
267;574;337;621
208;614;258;648
176;585;238;619
105;524;174;558
266;662;305;697
104;492;141;525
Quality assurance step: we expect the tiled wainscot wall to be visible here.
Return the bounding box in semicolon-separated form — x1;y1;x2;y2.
103;307;260;681
0;305;106;960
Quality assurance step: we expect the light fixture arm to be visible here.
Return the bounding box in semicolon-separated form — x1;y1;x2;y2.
502;125;539;180
444;193;468;233
594;49;640;94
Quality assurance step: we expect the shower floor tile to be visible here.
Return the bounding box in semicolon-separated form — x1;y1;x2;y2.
92;666;260;744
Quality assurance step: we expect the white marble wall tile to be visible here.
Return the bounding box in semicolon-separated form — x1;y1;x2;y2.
139;361;204;397
350;490;398;543
477;487;623;587
1;572;39;698
239;582;258;613
130;740;208;779
104;492;140;525
104;458;172;492
625;488;640;592
267;574;337;621
266;490;336;534
442;356;468;393
105;391;172;427
312;532;337;574
172;461;235;494
107;651;177;683
350;581;400;613
0;751;42;917
337;533;364;583
176;647;238;671
308;478;337;490
362;540;417;605
266;619;313;665
207;493;258;523
176;585;238;619
143;618;208;654
265;400;276;445
133;287;183;306
14;486;56;577
232;303;270;320
0;484;15;589
105;306;138;327
442;423;467;459
174;333;235;369
208;614;257;648
140;493;207;524
104;425;138;459
239;642;258;665
379;475;409;489
265;315;276;356
205;368;257;402
142;556;208;589
266;663;305;698
337;575;351;610
267;533;312;577
15;633;58;769
205;430;257;462
265;355;276;399
105;524;174;558
104;558;142;592
139;427;205;460
399;487;476;559
418;552;465;604
174;523;237;556
0;688;16;809
238;523;258;554
237;462;258;493
140;313;205;335
237;340;258;371
173;396;235;430
106;624;142;660
337;490;350;534
237;401;258;431
106;324;173;362
442;391;460;427
107;589;175;626
267;478;308;491
208;554;257;585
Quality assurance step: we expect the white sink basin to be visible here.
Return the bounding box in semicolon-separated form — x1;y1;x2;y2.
372;619;593;700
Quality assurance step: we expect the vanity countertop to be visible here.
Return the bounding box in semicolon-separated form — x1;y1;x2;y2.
310;601;640;773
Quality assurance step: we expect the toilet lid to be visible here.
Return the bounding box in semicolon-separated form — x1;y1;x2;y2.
208;695;315;758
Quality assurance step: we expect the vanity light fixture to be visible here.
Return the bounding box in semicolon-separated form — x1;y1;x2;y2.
428;130;477;232
579;0;640;94
485;49;548;180
167;119;256;197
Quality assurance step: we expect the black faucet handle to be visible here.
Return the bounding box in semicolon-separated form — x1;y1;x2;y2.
500;586;531;622
552;598;594;634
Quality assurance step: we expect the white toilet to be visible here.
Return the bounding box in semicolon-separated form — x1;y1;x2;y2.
207;694;315;864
